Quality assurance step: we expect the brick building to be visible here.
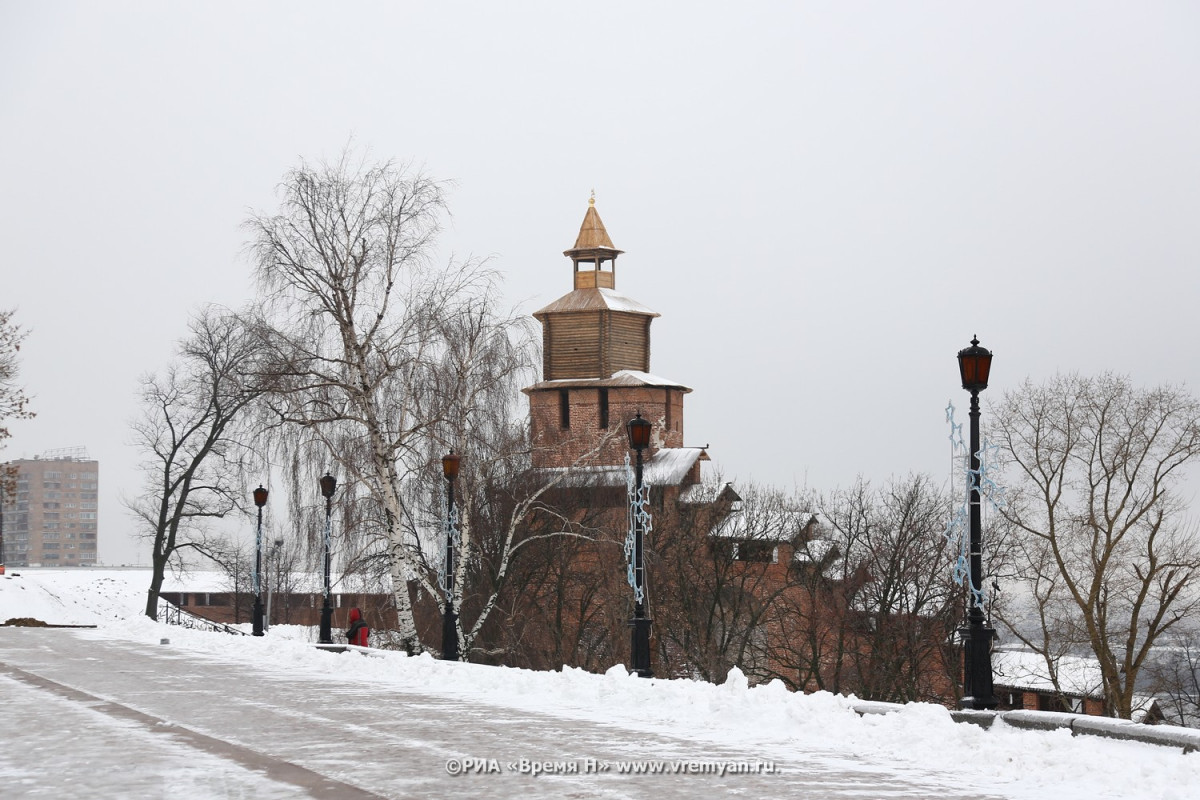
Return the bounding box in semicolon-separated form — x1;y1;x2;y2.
487;198;735;673
1;448;100;567
524;196;708;483
503;200;952;696
992;648;1164;723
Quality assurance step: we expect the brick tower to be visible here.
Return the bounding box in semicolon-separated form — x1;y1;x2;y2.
525;197;692;470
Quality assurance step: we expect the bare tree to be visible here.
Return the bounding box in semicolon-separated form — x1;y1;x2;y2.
837;475;959;703
1145;623;1200;727
1;309;35;501
473;480;628;670
247;151;547;654
993;373;1200;718
128;308;267;619
652;482;792;683
391;276;544;658
764;475;958;703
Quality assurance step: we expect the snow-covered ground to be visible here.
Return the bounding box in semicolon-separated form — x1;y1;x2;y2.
3;568;1200;799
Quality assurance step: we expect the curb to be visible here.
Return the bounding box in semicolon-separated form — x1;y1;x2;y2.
849;700;1200;753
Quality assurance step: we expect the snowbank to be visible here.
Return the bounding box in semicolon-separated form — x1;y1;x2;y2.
4;568;1200;800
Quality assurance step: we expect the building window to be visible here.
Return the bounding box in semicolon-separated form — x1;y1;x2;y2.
559;389;570;429
734;541;777;563
599;389;609;429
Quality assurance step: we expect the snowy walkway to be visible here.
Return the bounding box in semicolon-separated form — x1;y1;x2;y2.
0;628;1001;799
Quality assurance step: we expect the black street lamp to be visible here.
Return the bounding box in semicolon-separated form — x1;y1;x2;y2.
319;472;337;645
627;412;654;678
957;336;998;710
441;451;461;661
252;485;268;637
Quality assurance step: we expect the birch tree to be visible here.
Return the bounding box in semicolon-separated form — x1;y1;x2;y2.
993;373;1200;718
247;151;537;653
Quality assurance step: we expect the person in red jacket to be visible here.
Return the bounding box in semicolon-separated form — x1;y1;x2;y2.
345;607;369;647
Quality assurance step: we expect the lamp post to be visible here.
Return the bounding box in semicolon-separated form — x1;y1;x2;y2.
252;485;268;637
627;412;654;678
319;472;337;645
441;451;461;661
957;336;998;710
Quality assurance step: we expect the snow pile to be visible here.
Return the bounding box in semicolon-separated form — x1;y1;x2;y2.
102;621;1200;800
0;569;148;624
5;568;1200;800
0;568;237;626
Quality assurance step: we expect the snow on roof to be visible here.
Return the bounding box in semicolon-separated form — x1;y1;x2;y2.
678;473;740;505
611;369;689;388
645;448;705;485
992;648;1159;722
993;649;1103;697
793;538;837;564
534;287;660;318
525;370;692;393
540;284;662;316
543;448;705;488
711;507;816;542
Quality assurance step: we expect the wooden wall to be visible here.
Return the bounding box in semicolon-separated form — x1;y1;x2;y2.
544;311;650;381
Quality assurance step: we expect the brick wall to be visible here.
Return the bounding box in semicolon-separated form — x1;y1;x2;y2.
530;386;685;469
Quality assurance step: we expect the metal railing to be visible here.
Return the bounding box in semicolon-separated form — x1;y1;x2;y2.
157;597;247;636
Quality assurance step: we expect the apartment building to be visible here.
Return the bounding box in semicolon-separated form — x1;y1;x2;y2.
0;448;99;567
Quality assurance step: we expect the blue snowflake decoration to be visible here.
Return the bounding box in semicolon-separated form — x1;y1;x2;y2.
944;400;1007;611
436;482;460;603
624;453;652;604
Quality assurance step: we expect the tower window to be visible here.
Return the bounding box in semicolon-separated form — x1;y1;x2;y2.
599;389;609;429
559;389;570;429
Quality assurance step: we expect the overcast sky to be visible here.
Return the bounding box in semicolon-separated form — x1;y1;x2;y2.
3;2;1199;565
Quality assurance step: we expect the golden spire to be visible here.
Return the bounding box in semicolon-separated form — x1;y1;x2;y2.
572;194;616;251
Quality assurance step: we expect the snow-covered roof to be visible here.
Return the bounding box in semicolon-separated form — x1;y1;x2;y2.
524;369;692;393
711;507;817;542
992;648;1159;722
992;649;1103;697
533;287;659;318
679;474;741;506
542;447;705;488
793;538;837;564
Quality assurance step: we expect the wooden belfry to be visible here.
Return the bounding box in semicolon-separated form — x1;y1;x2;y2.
525;195;690;470
535;195;656;381
566;192;623;290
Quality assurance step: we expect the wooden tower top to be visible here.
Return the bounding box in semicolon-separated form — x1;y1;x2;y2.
564;194;624;290
534;196;657;381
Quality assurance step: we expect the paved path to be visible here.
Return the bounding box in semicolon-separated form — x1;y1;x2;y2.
0;629;1005;799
